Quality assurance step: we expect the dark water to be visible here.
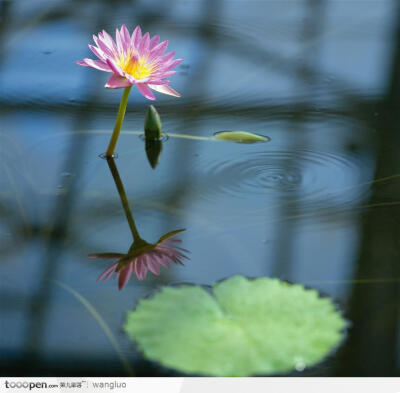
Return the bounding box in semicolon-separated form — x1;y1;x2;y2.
1;0;400;376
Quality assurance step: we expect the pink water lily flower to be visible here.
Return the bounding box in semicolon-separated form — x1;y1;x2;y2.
89;231;189;290
77;25;183;100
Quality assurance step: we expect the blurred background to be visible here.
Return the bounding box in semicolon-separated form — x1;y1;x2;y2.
1;0;400;376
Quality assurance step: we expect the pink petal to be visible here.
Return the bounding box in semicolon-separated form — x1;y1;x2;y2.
76;58;112;72
101;30;118;53
158;250;185;265
76;60;89;67
138;32;150;56
147;79;170;85
136;83;156;100
163;58;184;71
118;263;133;290
115;28;124;54
168;252;185;265
93;34;114;58
170;256;184;265
148;84;180;97
89;44;106;60
153;70;176;78
121;25;131;51
173;250;190;260
153;247;181;265
156;60;181;71
106;58;124;76
135;259;148;280
163;70;178;77
149;35;160;50
124;73;137;84
170;246;191;254
105;74;132;89
97;261;119;282
145;256;161;275
157;244;189;261
163;243;190;253
150;251;171;268
131;25;142;48
104;267;117;281
137;77;150;83
148;40;168;61
158;254;172;268
161;51;175;63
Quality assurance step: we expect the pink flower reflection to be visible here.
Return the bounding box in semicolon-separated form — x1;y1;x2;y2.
89;232;189;290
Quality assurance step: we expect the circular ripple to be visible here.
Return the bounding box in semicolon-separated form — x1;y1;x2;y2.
192;149;371;210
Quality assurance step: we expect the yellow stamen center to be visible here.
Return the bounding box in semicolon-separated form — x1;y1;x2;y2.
117;51;155;80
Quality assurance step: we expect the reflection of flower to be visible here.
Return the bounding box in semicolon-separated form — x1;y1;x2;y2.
76;25;182;100
90;230;189;290
90;158;190;290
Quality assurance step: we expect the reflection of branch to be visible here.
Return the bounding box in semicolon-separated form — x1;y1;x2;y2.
335;4;400;376
91;158;189;288
106;157;141;242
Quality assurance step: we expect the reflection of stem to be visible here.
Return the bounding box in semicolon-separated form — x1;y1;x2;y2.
107;157;141;242
105;86;132;157
53;280;135;376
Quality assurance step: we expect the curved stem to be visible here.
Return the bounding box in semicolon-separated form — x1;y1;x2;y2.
105;86;132;157
107;157;141;242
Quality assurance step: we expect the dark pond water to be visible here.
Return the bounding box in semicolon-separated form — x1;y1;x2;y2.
1;0;400;376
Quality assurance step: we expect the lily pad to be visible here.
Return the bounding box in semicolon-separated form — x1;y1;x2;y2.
124;276;346;376
213;131;270;144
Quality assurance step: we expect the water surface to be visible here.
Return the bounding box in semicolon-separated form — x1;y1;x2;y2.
1;0;400;376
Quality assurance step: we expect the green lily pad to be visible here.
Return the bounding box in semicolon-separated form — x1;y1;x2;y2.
124;276;346;376
213;131;270;144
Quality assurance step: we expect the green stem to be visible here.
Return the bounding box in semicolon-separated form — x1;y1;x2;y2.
105;86;132;157
107;157;141;242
